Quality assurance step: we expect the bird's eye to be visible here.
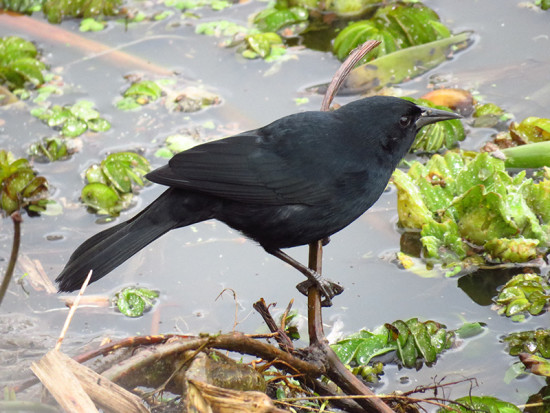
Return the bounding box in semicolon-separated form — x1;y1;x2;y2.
400;115;412;127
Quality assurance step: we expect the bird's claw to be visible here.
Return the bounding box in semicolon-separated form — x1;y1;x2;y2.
296;274;344;307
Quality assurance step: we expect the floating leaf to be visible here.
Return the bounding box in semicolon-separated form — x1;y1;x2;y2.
336;32;471;94
503;330;550;359
33;100;109;137
69;100;100;121
0;36;46;90
495;274;549;318
43;0;122;24
62;117;88;137
81;182;120;214
244;32;284;59
80;18;107;32
114;287;159;317
28;137;72;162
519;353;550;377
254;6;308;32
0;149;50;215
332;326;397;366
82;152;150;216
393;151;550;271
438;396;521;413
333;3;451;62
333;318;453;372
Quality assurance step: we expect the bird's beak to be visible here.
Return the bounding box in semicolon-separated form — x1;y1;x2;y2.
415;105;462;130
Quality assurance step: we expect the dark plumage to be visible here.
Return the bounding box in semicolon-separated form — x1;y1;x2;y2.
56;96;460;305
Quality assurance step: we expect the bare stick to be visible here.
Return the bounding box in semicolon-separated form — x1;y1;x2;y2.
0;211;22;307
320;40;381;111
55;270;93;350
305;39;394;413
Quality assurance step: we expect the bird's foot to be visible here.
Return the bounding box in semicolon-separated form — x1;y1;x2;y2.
296;273;344;307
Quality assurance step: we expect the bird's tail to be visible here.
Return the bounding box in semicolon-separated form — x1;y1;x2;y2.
56;188;215;292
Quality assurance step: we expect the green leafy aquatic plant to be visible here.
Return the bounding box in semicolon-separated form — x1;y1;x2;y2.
114;286;159;317
154;134;200;159
0;0;42;13
331;318;454;376
404;98;464;152
0;149;50;306
28;137;75;162
196;20;286;61
503;329;550;378
333;3;451;62
0;36;46;91
0;150;49;215
242;32;285;60
81;152;150;216
494;273;549;321
31;100;111;137
503;329;550;359
253;5;308;32
286;0;379;17
42;0;122;23
165;0;232;12
116;80;163;110
393;151;550;273
438;396;521;413
331;32;471;94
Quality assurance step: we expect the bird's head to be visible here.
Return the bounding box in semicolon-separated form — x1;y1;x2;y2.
342;96;461;162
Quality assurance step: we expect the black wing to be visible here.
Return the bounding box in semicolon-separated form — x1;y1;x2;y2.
146;113;342;206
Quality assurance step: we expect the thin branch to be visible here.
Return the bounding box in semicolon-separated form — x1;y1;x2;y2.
55;270;93;350
320;40;381;111
0;211;22;307
303;39;394;413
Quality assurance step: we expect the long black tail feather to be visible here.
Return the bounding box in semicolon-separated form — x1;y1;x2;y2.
56;189;216;292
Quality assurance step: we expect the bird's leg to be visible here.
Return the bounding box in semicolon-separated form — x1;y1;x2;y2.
264;247;344;307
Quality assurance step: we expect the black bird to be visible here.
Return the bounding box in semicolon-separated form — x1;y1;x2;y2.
56;96;459;305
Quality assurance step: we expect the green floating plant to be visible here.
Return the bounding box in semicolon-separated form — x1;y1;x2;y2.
28;137;72;162
116;80;163;110
117;79;220;113
43;0;122;23
113;286;159;317
338;32;470;94
333;3;451;62
79;18;107;32
331;318;453;378
0;36;46;91
472;102;512;128
165;0;232;12
242;32;285;61
81;152;151;216
494;273;549;321
393;151;550;274
155;134;200;159
0;150;50;215
480;113;550;168
253;5;308;32
0;0;43;13
195;20;248;37
503;329;550;378
285;0;379;17
196;21;286;61
404;98;464;152
438;396;520;413
31;100;111;138
503;329;550;358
